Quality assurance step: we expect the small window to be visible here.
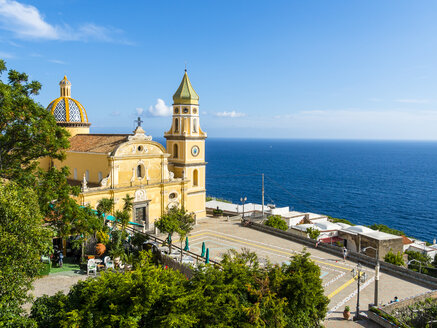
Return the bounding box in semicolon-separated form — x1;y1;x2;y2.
169;192;177;199
192;118;198;133
98;172;102;181
174;107;179;114
74;168;77;180
183;108;189;113
137;165;143;178
173;144;178;158
193;108;197;114
138;145;143;152
193;169;198;186
175;118;179;132
85;170;89;181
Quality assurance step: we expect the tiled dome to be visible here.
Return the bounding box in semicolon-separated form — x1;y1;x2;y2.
47;76;89;125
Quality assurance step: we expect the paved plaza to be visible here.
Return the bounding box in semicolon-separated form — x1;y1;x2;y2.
182;217;431;326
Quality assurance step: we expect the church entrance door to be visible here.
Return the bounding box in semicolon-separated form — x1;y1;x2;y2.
133;201;149;231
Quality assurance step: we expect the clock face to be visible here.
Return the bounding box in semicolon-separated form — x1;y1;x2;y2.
191;145;200;157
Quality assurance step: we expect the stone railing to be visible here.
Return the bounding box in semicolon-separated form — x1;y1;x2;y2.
245;220;437;289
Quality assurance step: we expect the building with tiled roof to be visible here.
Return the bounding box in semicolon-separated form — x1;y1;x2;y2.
40;72;207;231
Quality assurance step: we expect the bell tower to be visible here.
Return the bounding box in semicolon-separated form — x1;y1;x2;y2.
165;70;207;218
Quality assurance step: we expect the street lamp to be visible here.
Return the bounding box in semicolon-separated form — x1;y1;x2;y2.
351;262;367;321
362;246;379;306
240;197;247;219
407;259;424;274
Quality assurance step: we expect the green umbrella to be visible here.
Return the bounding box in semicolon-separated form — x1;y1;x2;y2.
205;248;210;264
201;242;206;257
184;237;189;251
167;234;172;244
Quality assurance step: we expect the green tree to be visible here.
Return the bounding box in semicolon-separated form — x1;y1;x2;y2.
0;60;69;184
264;215;288;231
406;250;432;273
370;224;405;236
306;227;321;240
31;249;329;327
0;182;52;327
384;250;405;266
175;208;195;262
155;207;184;253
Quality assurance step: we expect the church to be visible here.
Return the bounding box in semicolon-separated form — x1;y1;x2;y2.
40;71;207;231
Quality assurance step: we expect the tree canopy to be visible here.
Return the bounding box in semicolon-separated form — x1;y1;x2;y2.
30;249;329;327
264;215;288;231
0;182;52;327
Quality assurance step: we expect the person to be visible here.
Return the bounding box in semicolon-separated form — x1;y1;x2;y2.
343;246;348;261
58;249;64;268
394;296;399;302
315;240;320;248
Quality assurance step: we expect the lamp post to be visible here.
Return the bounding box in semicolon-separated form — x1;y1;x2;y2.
240;197;247;219
351;262;367;321
362;246;379;306
407;259;423;274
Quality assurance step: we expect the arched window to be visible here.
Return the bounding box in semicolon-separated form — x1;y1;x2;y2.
174;118;179;132
73;168;77;180
193;169;198;187
137;165;143;178
173;144;178;158
192;118;198;133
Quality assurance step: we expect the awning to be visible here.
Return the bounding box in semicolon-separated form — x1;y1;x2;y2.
320;236;343;243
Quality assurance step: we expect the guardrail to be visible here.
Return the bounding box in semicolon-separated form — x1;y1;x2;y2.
244;219;437;289
126;227;221;267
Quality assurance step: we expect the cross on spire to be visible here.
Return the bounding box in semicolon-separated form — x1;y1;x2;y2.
135;116;143;127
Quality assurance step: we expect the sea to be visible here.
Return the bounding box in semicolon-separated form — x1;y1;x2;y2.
201;139;437;242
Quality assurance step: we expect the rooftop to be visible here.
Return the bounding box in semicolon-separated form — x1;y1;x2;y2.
68;134;129;154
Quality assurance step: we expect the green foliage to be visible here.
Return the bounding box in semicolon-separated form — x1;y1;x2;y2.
396;297;437;328
155;207;195;254
0;60;70;183
264;215;288;231
306;227;321;240
30;292;67;328
406;250;432;273
31;249;328;327
384;250;405;266
96;230;109;244
130;232;149;248
96;198;114;220
328;216;355;226
206;196;232;203
370;224;405;236
212;208;223;216
0;182;52;326
369;307;410;328
344;306;350;312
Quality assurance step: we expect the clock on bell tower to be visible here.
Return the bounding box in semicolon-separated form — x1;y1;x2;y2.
164;70;207;218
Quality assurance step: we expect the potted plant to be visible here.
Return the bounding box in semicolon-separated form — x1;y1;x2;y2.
343;306;351;320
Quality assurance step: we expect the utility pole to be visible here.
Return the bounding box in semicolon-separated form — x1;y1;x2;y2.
262;173;264;218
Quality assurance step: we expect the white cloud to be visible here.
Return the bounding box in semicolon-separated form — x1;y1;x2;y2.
48;59;66;64
136;107;144;115
396;99;429;104
148;99;172;117
214;111;246;118
0;0;127;43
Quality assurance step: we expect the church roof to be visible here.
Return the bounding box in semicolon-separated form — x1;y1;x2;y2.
47;76;90;126
172;70;199;105
69;134;129;153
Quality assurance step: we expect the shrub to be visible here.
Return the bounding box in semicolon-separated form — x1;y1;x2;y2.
384;250;405;266
328;216;355;226
306;227;321;240
264;215;288;231
213;208;223;216
369;224;405;236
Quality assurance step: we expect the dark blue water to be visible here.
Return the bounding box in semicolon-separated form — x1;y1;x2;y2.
204;139;437;242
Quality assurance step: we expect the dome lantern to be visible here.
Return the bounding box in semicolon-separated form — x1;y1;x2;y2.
59;75;71;97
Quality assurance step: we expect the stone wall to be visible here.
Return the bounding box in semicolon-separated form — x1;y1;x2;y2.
246;220;437;289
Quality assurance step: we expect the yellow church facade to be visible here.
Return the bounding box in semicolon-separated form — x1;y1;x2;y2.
40;72;207;231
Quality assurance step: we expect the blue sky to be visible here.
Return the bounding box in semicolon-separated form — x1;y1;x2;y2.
1;1;437;139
